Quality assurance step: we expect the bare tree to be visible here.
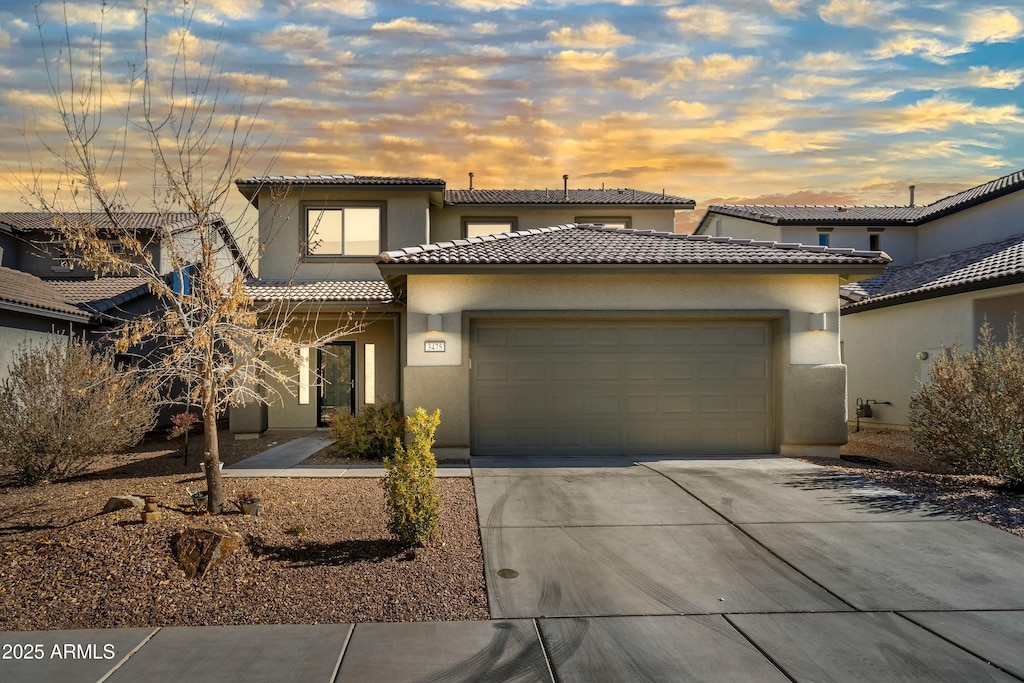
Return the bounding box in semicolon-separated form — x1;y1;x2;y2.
18;1;360;512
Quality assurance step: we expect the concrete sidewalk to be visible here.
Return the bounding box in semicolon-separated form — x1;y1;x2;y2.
4;611;1023;682
222;434;471;478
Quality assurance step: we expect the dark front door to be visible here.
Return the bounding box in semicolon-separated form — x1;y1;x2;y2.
318;342;355;427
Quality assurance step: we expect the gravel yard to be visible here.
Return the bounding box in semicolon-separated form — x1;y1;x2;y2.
803;428;1024;538
0;430;488;631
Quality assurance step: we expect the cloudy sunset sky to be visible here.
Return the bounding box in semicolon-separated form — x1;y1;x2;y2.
0;0;1022;231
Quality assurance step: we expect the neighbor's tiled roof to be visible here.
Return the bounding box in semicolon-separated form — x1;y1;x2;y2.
0;212;216;233
705;205;920;225
0;212;252;279
707;166;1024;227
47;277;151;314
244;279;394;302
842;233;1024;311
0;267;92;319
915;168;1024;220
236;175;445;189
378;224;890;266
444;188;695;207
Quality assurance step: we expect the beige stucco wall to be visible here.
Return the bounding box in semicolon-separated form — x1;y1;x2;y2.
262;314;400;429
253;187;433;282
917;192;1024;262
402;272;847;452
698;215;781;241
701;215;919;266
842;284;1024;427
428;207;679;242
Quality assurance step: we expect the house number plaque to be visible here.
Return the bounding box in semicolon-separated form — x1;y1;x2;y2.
424;341;446;352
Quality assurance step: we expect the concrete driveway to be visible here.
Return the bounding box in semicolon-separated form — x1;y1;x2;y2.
472;455;1024;681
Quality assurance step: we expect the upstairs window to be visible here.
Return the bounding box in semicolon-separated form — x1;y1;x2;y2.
818;232;830;247
869;233;881;251
577;216;632;230
463;217;518;238
305;204;383;256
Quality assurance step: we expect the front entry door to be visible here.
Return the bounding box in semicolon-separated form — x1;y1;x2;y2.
318;342;355;427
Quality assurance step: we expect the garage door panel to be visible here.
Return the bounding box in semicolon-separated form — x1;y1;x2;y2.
736;394;770;413
511;361;547;381
735;359;770;380
660;393;696;414
471;320;773;456
588;361;620;380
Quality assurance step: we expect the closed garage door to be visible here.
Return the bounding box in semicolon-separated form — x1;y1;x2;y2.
470;319;773;456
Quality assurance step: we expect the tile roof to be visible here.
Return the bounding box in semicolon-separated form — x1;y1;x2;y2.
444;188;695;207
235;175;445;192
915;168;1024;220
0;267;92;320
0;212;215;233
244;279;394;303
706;166;1024;227
46;277;151;314
378;224;890;267
842;233;1024;311
705;205;920;225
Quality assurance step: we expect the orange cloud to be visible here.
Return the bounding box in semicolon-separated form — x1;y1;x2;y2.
874;97;1022;133
550;50;620;73
549;21;635;49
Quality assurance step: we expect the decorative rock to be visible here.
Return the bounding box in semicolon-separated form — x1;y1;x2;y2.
102;496;145;514
175;528;242;580
140;511;162;523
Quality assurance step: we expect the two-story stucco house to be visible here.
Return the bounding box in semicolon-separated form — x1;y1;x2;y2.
695;167;1024;428
234;174;889;457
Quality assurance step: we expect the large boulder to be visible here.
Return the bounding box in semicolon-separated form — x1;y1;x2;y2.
175;528;242;580
102;495;145;513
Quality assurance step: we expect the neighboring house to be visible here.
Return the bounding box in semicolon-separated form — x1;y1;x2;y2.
694;167;1024;428
695;168;1024;267
0;266;92;381
0;212;252;387
841;234;1024;427
235;174;889;457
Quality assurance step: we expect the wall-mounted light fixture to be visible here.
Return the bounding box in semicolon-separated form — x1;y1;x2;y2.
916;351;929;361
808;312;828;331
426;314;443;333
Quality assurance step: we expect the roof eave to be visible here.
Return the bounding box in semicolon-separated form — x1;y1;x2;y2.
0;299;92;323
841;273;1024;315
377;262;889;277
444;201;695;210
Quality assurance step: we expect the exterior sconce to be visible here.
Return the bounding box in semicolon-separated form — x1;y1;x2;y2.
808;312;828;331
427;314;443;332
916;351;929;361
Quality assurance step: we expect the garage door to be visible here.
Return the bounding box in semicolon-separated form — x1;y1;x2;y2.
470;319;773;456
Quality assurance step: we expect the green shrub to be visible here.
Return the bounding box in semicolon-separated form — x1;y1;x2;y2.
909;322;1024;487
0;336;157;484
382;407;441;546
329;400;404;460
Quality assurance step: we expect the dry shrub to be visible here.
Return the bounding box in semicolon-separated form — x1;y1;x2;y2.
909;322;1024;487
0;336;156;483
330;400;404;461
382;407;441;546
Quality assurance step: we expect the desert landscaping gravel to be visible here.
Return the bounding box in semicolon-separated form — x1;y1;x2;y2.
807;428;1024;538
0;430;488;631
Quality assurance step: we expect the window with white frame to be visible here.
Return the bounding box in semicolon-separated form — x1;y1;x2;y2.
305;204;383;256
